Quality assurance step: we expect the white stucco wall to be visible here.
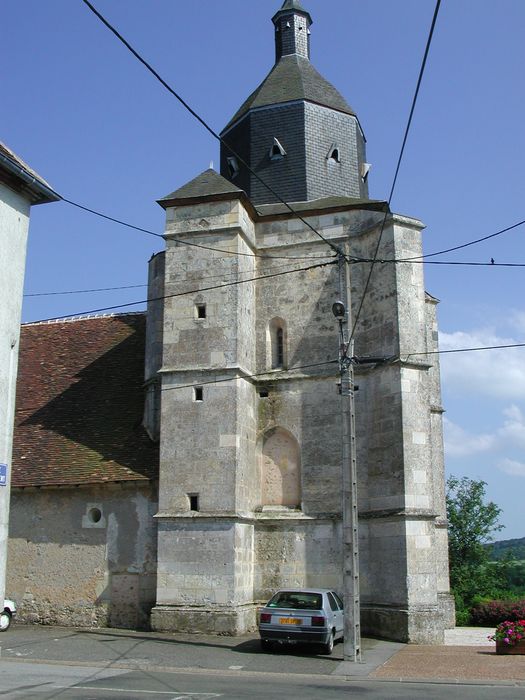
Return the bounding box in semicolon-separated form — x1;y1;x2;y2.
0;183;31;604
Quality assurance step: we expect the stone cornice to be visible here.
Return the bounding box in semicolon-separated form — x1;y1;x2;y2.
359;508;439;521
154;510;337;523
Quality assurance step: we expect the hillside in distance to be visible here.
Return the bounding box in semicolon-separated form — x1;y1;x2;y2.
487;537;525;560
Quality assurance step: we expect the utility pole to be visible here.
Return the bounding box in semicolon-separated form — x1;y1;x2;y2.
333;247;361;663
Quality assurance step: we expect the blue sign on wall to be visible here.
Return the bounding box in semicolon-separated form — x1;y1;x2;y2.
0;464;7;487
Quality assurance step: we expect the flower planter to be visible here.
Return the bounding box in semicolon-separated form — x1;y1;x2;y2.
496;639;525;655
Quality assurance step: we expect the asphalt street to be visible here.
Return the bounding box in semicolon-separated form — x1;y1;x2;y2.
0;625;524;699
1;662;525;700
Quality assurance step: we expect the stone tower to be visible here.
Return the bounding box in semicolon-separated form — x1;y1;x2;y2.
148;1;454;643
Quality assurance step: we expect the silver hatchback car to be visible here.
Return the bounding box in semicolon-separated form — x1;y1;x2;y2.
258;588;344;654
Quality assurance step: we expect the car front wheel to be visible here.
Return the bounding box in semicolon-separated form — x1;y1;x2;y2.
321;630;335;655
0;610;12;632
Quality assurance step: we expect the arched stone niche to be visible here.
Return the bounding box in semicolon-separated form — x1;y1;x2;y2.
261;427;301;507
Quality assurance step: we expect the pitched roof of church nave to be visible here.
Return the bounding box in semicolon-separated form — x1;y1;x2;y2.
12;313;158;488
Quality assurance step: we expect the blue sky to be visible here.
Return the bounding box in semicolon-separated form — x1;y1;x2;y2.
4;1;525;538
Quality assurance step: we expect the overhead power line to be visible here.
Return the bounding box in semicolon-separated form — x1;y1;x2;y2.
153;341;525;395
63;197;334;262
32;259;336;323
360;258;525;268
80;0;352;257
23;260;313;298
24;283;147;297
350;0;441;340
403;342;525;361
159;359;339;394
402;217;525;261
15;357;340;413
24;215;525;298
23;259;524;300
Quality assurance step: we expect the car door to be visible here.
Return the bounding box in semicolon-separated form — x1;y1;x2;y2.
329;591;344;639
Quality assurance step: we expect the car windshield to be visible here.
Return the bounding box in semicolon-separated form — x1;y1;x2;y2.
267;592;323;610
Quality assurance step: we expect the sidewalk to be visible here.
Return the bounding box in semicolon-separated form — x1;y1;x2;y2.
1;624;524;685
370;627;525;684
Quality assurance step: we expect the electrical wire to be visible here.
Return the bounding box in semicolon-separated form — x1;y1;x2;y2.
15;336;525;411
402;342;525;362
356;258;525;268
23;260;316;298
14;356;341;414
142;340;525;395
400;218;525;261
158;359;339;394
24;283;147;297
349;0;441;341
63;197;336;262
23;214;525;298
31;259;337;323
80;0;351;257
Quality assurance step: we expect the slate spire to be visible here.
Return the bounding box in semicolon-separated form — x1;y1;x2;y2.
272;0;312;61
219;1;369;206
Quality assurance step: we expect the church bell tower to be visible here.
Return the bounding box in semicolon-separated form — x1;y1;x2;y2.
150;0;454;644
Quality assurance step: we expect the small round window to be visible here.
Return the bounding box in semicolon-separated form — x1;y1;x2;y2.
88;507;102;524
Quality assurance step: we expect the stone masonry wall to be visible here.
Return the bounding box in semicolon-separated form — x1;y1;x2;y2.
7;482;158;629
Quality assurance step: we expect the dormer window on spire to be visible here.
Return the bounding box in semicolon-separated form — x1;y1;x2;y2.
327;143;341;164
269;138;287;161
226;156;240;179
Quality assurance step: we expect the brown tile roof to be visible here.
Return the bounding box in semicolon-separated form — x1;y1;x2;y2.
13;313;158;488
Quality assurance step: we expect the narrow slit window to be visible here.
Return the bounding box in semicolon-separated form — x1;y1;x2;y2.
194;386;203;402
268;317;287;370
196;303;206;319
276;328;284;368
188;494;199;511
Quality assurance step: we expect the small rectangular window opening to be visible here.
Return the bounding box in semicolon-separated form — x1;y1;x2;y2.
194;386;203;401
259;388;269;398
188;493;199;511
196;304;206;319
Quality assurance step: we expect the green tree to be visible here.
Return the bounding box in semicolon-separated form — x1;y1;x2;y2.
446;475;505;622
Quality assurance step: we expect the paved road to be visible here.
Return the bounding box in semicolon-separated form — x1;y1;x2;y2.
0;626;399;677
1;661;525;700
1;624;524;697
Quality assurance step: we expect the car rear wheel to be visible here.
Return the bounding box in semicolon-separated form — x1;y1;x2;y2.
260;639;274;652
0;611;12;631
321;630;335;655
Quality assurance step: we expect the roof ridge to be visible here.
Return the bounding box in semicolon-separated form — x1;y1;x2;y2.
23;311;146;327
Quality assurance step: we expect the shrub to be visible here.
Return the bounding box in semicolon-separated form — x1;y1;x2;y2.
455;608;471;627
470;599;525;627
